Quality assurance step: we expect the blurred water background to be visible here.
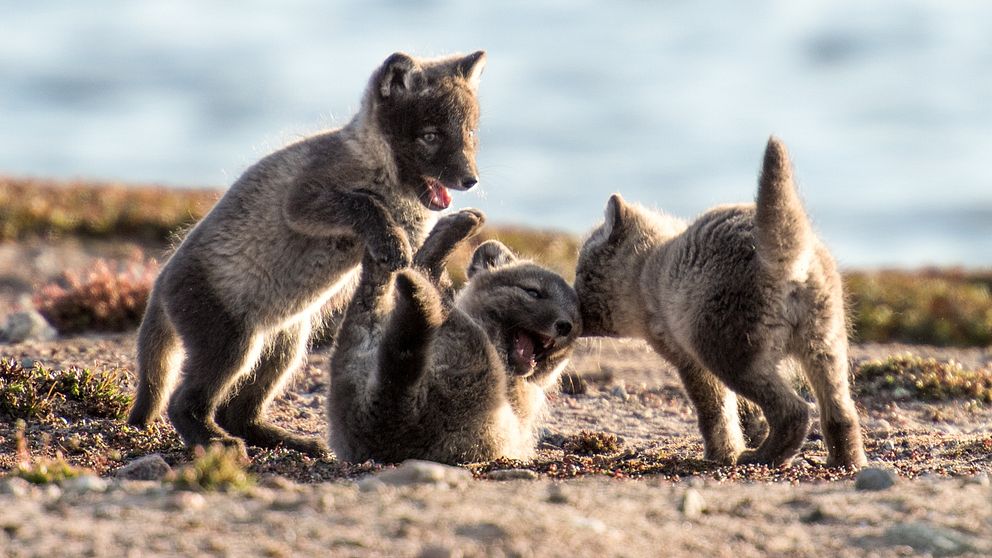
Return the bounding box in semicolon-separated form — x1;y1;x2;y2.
1;0;990;267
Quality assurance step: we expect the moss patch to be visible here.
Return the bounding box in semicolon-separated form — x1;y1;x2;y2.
856;354;992;403
0;358;133;421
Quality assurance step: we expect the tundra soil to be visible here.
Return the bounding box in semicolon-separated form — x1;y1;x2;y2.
1;240;991;557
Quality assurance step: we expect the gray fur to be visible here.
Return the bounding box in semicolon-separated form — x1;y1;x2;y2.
575;137;867;468
127;51;488;456
329;211;581;464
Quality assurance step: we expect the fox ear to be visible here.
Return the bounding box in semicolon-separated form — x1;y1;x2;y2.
467;240;516;279
378;52;420;98
603;193;628;241
456;50;487;91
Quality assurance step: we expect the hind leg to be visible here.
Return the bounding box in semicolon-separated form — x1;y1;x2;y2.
799;340;867;468
675;363;747;465
718;350;810;467
216;320;327;456
167;320;263;455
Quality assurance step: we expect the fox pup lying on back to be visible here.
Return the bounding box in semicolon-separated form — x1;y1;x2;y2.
330;209;581;464
575;137;867;468
127;51;487;456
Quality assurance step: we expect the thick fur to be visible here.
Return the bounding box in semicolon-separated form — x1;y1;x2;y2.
575;137;867;468
329;211;581;464
127;51;488;456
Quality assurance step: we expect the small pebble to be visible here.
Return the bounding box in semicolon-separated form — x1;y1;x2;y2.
419;544;464;558
62;475;108;493
880;440;897;452
680;488;706;519
375;460;470;488
0;477;32;497
610;384;630;401
854;467;896;491
171;491;206;511
547;484;570;504
487;469;538;481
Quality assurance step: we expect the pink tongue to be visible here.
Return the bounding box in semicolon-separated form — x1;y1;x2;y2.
430;183;452;209
514;331;535;365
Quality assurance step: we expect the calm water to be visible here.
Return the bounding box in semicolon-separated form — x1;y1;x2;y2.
2;0;990;267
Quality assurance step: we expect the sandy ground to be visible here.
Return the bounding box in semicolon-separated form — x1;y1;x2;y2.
1;240;991;557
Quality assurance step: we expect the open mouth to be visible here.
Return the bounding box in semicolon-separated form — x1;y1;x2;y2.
422;176;452;211
509;328;556;376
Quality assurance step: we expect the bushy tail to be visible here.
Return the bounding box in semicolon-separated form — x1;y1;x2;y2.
377;270;444;394
127;288;180;426
755;136;813;280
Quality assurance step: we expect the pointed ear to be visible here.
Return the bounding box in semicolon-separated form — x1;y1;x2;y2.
455;50;487;91
378;52;419;98
603;193;628;241
467;240;517;279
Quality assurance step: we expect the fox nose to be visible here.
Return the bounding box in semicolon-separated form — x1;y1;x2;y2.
461;176;479;190
555;320;573;337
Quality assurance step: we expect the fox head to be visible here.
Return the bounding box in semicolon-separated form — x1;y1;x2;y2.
367;51;487;211
456;240;581;386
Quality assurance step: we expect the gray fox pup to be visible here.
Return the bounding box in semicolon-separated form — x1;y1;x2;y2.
330;210;581;464
127;51;487;456
575;137;866;468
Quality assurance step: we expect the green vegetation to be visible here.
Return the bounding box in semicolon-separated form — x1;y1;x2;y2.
168;445;255;492
856;354;992;403
9;421;91;484
0;358;133;421
34;258;158;334
562;431;623;455
847;270;992;347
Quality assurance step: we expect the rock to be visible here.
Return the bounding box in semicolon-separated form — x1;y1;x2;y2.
374;460;470;488
967;472;990;487
547;484;570;504
884;522;978;556
171;491;206;511
0;477;32;497
62;475;108;493
854;467;896;491
610;383;630;401
880;440;897;452
0;311;57;343
487;469;538;481
419;544;464;558
115;454;172;481
356;477;387;493
680;488;706;519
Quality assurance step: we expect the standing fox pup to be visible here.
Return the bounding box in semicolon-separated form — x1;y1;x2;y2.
330;210;581;464
575;137;867;468
127;51;487;456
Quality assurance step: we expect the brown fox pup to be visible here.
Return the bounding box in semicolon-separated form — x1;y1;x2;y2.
127;51;487;456
329;210;581;464
575;137;867;468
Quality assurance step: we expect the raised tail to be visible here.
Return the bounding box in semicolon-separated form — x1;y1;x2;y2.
127;287;181;426
754;136;813;280
376;270;444;394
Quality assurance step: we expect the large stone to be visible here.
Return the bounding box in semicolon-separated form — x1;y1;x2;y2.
115;454;172;481
1;311;57;343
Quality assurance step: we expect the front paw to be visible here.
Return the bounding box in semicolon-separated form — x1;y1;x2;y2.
368;229;412;271
438;208;486;238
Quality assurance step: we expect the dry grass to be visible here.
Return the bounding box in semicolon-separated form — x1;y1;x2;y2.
0;176;218;242
33;258;158;335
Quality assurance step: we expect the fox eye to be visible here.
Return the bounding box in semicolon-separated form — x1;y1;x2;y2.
420;131;440;144
521;287;542;299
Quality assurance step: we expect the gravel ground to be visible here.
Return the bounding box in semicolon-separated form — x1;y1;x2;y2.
1;239;991;557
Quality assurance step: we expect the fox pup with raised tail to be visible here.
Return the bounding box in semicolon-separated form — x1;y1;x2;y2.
575;137;867;468
127;51;487;456
330;209;581;464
